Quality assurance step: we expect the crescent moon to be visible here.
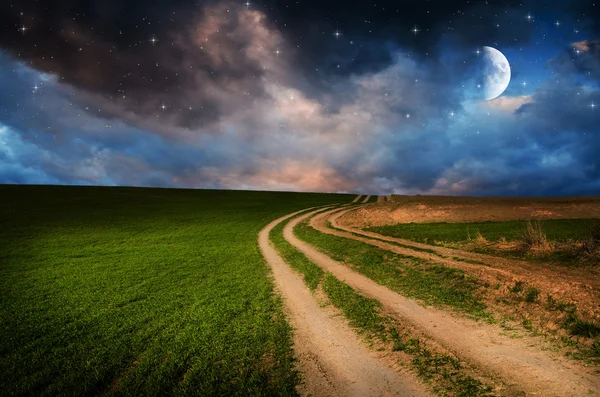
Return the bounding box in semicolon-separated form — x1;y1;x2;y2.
482;46;511;101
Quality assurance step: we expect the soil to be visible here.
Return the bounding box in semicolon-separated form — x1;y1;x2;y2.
285;208;600;397
258;209;433;397
341;195;600;227
351;195;363;203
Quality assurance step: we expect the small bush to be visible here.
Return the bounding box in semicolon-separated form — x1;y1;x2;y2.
509;281;525;294
571;320;600;338
592;339;600;357
525;287;540;303
519;220;552;252
579;221;600;261
522;318;533;330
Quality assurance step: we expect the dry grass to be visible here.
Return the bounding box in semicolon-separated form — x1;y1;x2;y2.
518;220;554;253
579;221;600;259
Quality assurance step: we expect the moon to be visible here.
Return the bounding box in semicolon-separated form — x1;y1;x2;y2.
478;46;511;101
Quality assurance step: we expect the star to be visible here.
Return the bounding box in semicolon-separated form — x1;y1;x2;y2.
19;24;27;34
245;1;251;8
591;102;597;109
554;21;561;27
475;48;481;56
411;25;419;35
522;81;527;87
275;47;281;57
334;30;341;39
160;103;167;111
526;13;533;22
33;84;39;92
149;36;158;46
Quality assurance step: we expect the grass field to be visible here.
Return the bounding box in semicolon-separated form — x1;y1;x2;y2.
0;185;347;396
269;213;494;396
368;219;599;244
294;220;489;319
368;219;600;265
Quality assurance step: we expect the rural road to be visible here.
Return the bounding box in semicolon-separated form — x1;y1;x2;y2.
258;208;433;397
283;207;600;397
330;206;600;288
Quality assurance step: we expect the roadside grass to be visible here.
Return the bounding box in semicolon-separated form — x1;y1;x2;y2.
295;220;490;319
368;219;597;244
270;219;325;291
0;185;347;396
368;219;600;265
270;216;494;396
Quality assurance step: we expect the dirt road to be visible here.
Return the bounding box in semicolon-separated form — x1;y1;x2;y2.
325;206;600;324
258;209;432;397
351;194;362;203
285;208;600;397
332;206;600;285
362;195;371;203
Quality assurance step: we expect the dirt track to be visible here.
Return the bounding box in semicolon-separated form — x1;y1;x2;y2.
283;208;600;397
328;206;600;323
258;209;432;397
351;194;362;203
342;195;600;227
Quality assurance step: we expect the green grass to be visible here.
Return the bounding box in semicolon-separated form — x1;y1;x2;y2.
269;216;493;396
368;219;598;244
321;274;387;335
0;184;348;396
295;220;489;319
366;195;378;203
269;218;325;291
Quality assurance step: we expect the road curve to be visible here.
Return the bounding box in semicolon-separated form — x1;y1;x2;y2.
283;208;600;397
328;207;600;298
351;194;362;203
258;208;432;397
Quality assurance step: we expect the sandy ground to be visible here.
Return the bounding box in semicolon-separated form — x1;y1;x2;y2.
283;208;600;397
341;195;600;227
258;208;432;397
351;194;362;203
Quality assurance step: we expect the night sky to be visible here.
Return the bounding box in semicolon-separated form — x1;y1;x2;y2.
1;0;599;195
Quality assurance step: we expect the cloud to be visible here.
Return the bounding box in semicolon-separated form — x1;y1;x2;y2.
0;1;599;196
485;95;533;113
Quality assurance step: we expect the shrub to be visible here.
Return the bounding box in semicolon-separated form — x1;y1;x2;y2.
519;220;552;252
579;221;600;260
571;320;600;338
509;281;525;294
525;287;540;303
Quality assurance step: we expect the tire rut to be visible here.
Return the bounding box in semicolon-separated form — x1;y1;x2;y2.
332;207;600;291
259;208;432;397
284;208;600;397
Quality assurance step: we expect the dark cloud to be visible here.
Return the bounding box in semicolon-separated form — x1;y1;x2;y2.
1;0;599;195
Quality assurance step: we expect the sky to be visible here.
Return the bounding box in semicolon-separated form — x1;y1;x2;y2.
0;0;599;196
